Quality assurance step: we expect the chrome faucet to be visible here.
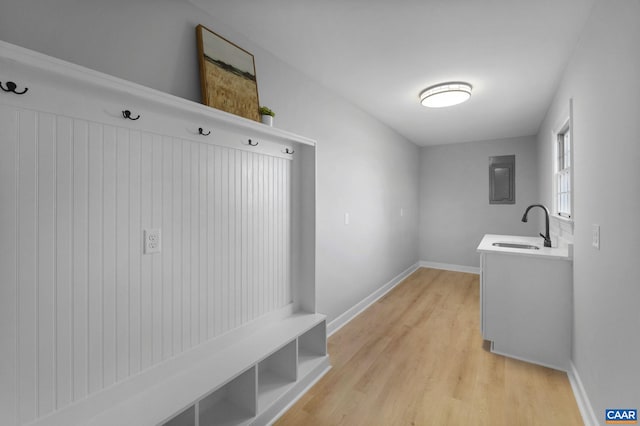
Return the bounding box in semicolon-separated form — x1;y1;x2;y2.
521;204;552;247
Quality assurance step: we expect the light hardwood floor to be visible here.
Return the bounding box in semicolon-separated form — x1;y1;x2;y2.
275;268;583;426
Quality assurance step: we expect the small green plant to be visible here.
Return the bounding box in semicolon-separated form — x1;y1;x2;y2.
259;106;275;117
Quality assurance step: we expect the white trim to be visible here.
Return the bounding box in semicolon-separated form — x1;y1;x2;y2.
327;263;420;336
419;260;480;275
568;361;598;426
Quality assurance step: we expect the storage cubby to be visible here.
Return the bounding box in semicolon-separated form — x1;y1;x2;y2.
162;405;195;426
198;368;257;426
298;322;328;378
257;341;297;411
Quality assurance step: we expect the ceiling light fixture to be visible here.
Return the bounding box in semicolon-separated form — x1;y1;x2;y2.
420;82;472;108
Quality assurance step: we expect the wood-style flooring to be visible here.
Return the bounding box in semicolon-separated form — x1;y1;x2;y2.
275;268;583;426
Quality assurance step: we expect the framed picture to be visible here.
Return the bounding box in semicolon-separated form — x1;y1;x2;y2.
196;24;260;121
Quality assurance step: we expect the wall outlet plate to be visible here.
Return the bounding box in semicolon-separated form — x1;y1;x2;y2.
144;228;161;254
592;224;600;249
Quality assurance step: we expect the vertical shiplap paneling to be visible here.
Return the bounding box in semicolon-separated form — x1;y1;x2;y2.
87;122;104;395
267;156;275;311
272;157;279;308
0;105;18;426
246;152;255;321
101;125;117;389
198;144;208;343
285;158;292;303
171;139;182;356
257;154;265;317
213;146;223;337
161;136;173;360
139;132;153;371
233;150;242;328
206;146;215;340
72;119;89;401
36;113;56;417
2;100;294;424
128;131;141;376
220;147;230;332
240;151;248;324
151;134;163;365
115;127;130;382
190;142;199;347
54;116;73;409
17;109;38;424
181;141;191;351
227;148;237;330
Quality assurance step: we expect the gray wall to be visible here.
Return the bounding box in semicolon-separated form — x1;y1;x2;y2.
537;0;640;415
419;136;540;268
0;0;420;324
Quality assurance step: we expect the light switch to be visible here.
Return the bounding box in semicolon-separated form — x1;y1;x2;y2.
344;212;350;225
592;224;600;249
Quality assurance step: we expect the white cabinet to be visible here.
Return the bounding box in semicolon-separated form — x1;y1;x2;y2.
478;235;572;371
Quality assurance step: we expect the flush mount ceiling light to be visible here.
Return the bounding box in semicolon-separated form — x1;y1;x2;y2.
420;82;472;108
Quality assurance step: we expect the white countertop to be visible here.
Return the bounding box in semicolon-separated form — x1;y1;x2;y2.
477;234;572;260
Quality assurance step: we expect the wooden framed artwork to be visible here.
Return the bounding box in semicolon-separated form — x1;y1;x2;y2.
196;24;260;121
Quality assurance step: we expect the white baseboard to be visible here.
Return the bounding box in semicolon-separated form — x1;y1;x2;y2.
568;361;598;426
327;262;420;336
420;260;480;275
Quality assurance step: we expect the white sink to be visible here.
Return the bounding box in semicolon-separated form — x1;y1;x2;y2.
492;242;540;250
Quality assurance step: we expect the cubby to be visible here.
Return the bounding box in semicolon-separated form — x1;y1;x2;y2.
163;406;195;426
298;322;328;378
258;341;297;411
198;368;257;426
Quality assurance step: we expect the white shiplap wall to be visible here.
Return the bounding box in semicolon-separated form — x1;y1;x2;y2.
0;105;292;424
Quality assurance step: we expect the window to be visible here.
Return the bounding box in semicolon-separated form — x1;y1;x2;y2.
555;122;572;218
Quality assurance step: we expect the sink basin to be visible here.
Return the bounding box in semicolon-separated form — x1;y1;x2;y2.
492;242;540;250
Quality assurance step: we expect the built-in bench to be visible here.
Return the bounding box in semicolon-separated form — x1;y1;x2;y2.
1;40;326;426
29;310;329;426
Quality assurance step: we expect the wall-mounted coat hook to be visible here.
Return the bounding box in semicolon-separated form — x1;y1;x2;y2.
198;127;211;136
248;139;259;146
283;148;295;155
0;81;28;95
122;110;140;120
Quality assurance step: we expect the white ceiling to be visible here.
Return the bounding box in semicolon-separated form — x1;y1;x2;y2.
190;0;596;146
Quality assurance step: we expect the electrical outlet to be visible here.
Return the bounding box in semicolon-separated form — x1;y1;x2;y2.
592;224;600;249
144;228;161;254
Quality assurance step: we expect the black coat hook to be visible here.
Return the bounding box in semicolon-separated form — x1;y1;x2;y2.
122;110;140;120
283;148;295;154
248;139;259;146
0;81;28;95
198;127;211;136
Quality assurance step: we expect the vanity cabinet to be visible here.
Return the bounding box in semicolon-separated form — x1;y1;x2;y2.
478;235;572;371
